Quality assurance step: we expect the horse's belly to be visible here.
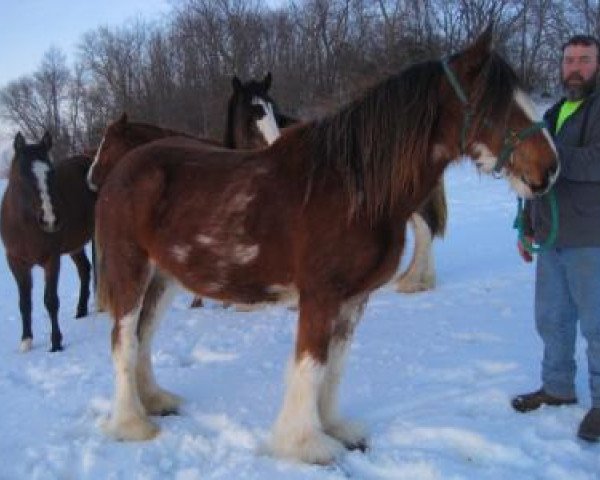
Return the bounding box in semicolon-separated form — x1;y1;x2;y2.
153;241;295;305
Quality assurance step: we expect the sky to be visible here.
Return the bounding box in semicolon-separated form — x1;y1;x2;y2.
0;0;285;139
0;0;172;88
0;150;598;478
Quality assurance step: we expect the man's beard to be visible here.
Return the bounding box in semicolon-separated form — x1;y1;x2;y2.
563;70;599;100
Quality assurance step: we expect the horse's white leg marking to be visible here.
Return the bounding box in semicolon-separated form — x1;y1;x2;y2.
136;276;181;416
252;98;281;144
269;355;344;464
31;161;57;228
20;338;33;352
319;298;367;449
105;271;158;441
395;213;434;293
87;136;104;191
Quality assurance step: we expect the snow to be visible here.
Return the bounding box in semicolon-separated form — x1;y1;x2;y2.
0;161;599;479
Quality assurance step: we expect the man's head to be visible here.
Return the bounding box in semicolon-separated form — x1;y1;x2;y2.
561;35;600;100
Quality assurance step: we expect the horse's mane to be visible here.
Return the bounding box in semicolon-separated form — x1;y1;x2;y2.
470;52;520;130
300;51;520;222
301;59;443;221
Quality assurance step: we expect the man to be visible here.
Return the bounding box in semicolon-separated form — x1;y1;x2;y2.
512;35;600;442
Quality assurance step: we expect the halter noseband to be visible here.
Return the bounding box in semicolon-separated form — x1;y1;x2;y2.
441;57;547;174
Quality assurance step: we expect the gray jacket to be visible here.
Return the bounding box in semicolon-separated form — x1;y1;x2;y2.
525;91;600;247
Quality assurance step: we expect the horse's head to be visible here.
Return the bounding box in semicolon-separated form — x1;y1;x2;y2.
442;26;559;198
225;72;281;148
88;113;168;191
12;131;61;233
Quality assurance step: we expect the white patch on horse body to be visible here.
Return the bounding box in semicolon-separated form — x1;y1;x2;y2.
230;193;255;212
232;244;259;264
87;136;104;191
269;355;344;463
252;98;281;145
196;234;216;246
171;244;192;263
31;160;57;228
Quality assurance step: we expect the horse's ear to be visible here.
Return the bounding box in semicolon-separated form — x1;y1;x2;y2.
462;23;494;71
13;132;26;153
112;112;128;132
232;76;242;92
264;72;272;91
41;130;53;151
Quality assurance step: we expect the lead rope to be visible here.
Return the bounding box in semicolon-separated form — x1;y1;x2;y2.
513;189;559;253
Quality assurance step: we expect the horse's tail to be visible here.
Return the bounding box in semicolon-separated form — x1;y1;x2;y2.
418;179;447;238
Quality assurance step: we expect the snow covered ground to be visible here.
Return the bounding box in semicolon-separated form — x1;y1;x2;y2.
0;160;598;479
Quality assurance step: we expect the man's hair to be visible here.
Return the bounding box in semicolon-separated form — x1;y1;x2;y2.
562;35;600;59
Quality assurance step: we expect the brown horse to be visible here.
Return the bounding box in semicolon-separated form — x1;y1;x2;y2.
229;74;449;295
94;29;558;463
1;132;96;352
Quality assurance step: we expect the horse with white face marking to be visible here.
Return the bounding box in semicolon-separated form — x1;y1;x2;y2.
0;132;96;352
95;28;558;464
224;72;296;150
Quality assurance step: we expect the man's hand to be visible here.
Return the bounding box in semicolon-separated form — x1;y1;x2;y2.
517;237;534;263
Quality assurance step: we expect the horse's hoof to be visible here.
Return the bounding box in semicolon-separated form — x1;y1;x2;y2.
190;298;203;308
325;420;368;452
104;415;159;441
75;309;88;318
269;428;345;464
20;338;33;352
142;389;182;416
49;344;64;353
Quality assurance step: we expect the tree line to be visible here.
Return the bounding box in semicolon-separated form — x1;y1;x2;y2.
1;0;598;158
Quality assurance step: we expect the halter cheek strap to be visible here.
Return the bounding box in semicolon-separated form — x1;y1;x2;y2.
441;58;472;154
441;57;547;172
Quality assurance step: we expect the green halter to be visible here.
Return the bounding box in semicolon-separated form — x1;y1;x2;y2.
441;58;546;173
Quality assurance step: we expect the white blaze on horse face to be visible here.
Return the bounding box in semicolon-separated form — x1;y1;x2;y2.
252;98;280;145
514;89;560;189
31;160;57;228
87;136;105;191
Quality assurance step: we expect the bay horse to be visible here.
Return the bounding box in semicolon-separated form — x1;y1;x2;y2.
94;28;558;463
1;132;96;352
